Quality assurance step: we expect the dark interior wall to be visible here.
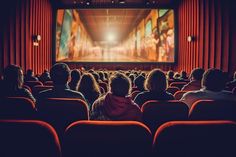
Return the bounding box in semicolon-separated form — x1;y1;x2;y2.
177;0;236;76
0;0;53;75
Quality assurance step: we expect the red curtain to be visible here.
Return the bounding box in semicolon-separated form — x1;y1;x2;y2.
0;0;52;75
177;0;236;75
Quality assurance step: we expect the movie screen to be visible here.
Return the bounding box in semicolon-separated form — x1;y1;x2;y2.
56;9;175;63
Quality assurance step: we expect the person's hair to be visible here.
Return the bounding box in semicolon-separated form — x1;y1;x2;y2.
202;68;226;92
174;72;180;79
3;64;24;89
91;72;99;83
190;68;205;81
26;69;34;77
180;70;187;79
145;69;167;92
134;75;145;91
109;72;131;97
167;70;174;79
50;63;70;85
70;69;81;83
78;73;100;103
98;71;105;81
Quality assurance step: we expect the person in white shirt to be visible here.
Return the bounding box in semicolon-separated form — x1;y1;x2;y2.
181;68;236;109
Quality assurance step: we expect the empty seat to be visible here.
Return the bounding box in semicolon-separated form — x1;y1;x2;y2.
64;121;152;157
170;82;187;89
24;81;43;89
0;120;61;157
166;86;179;95
189;100;236;121
0;97;36;119
153;121;236;157
141;100;189;134
38;98;89;135
174;90;187;100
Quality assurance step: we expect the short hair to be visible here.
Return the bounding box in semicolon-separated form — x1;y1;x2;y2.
180;70;187;79
3;64;23;88
70;69;81;83
134;75;145;91
26;69;34;76
145;69;167;92
50;63;70;85
190;68;205;81
202;69;226;92
110;73;131;97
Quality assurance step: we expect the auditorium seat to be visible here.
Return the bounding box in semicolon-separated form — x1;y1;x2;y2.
22;85;32;92
189;100;236;121
64;121;152;157
44;81;54;86
32;85;53;96
174;90;187;100
24;81;43;89
166;86;179;95
0;97;36;119
141;100;189;134
38;98;89;136
170;82;187;89
153;121;236;157
131;90;141;100
0;120;61;157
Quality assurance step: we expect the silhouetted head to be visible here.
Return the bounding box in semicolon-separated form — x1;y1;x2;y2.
3;64;24;89
134;75;145;91
167;70;174;79
190;68;205;81
110;73;131;97
70;69;81;83
202;69;226;92
180;70;188;79
50;63;70;85
145;69;167;92
26;69;34;77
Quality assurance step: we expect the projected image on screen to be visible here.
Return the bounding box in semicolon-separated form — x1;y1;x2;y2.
56;9;175;62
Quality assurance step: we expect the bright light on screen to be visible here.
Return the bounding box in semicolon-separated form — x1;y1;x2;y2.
56;9;175;63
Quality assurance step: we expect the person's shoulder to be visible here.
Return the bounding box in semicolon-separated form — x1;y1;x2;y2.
182;90;203;98
92;95;106;109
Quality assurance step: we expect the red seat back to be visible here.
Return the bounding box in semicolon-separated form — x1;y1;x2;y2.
141;100;189;134
32;85;53;96
64;121;152;157
189;100;236;121
0;97;36;119
0;120;61;157
153;121;236;157
166;86;179;95
24;81;43;89
174;90;187;100
38;98;89;136
170;82;187;89
44;81;54;86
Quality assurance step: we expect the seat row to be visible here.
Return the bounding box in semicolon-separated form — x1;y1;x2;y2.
0;120;236;157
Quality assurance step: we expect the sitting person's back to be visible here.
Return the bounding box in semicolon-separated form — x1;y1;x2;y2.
0;65;36;103
24;69;38;82
90;73;142;122
134;69;174;107
182;68;204;91
181;69;236;109
37;63;86;102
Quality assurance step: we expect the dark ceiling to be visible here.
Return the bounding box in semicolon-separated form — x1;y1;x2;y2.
52;0;177;8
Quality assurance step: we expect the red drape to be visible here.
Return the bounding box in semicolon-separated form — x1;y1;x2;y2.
0;0;52;75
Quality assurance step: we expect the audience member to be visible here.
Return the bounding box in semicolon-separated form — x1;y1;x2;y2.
24;69;38;81
182;68;204;91
134;69;174;107
37;63;86;105
39;70;51;83
68;69;81;91
179;70;188;80
181;69;236;109
78;73;101;109
167;70;174;80
90;73;142;121
226;71;236;90
0;65;36;102
134;75;145;92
